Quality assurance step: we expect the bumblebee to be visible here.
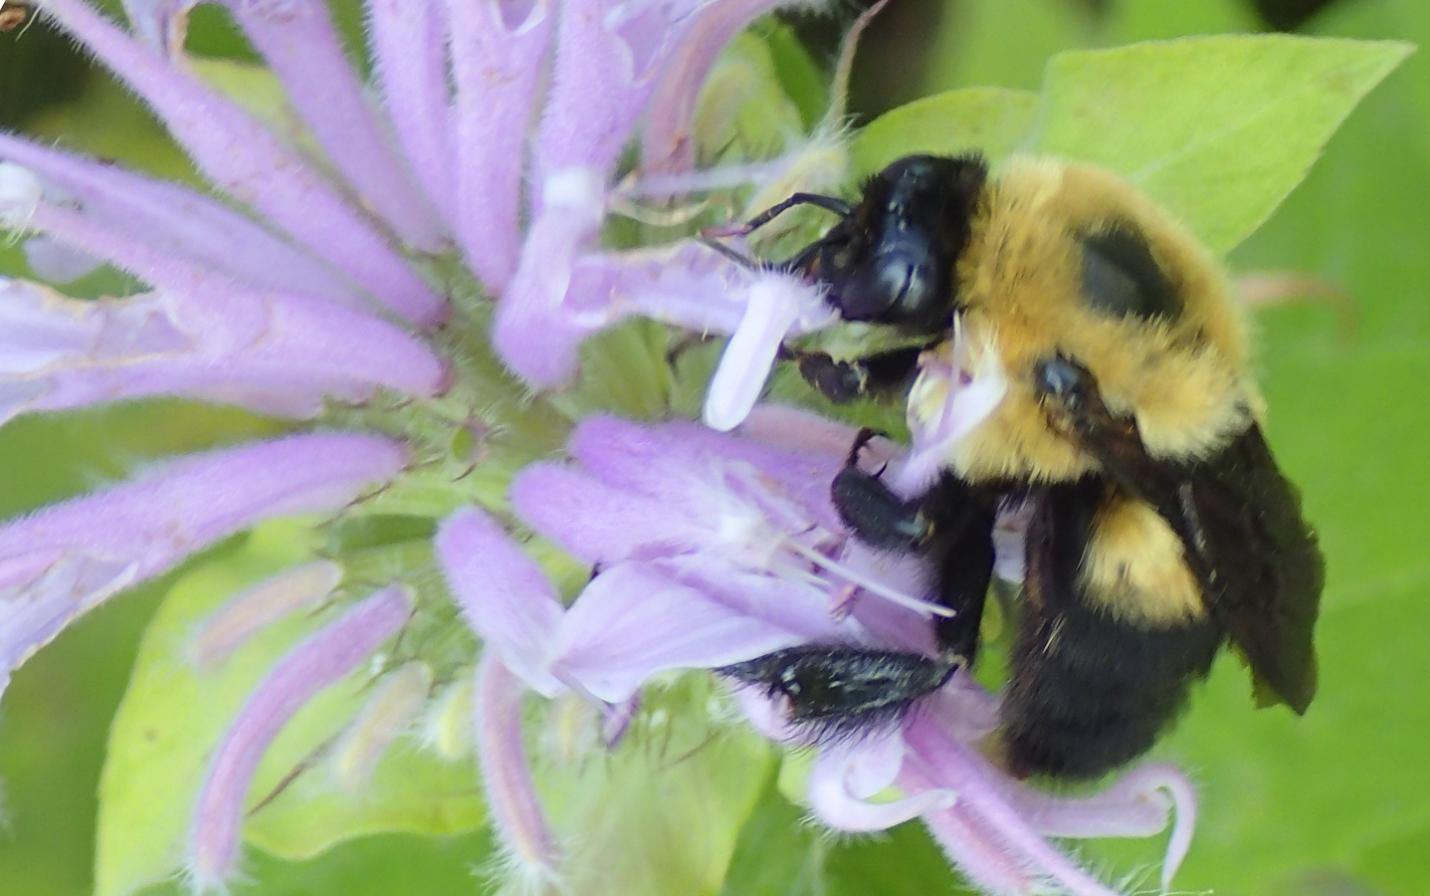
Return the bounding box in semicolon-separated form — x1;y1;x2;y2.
721;154;1323;778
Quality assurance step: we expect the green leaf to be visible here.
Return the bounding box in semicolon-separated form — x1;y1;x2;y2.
95;521;482;896
852;87;1040;176
538;678;775;896
1033;35;1413;253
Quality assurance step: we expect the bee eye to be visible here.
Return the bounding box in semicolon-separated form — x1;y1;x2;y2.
1035;355;1095;407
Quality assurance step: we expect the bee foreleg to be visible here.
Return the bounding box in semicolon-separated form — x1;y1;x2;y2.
792;345;925;404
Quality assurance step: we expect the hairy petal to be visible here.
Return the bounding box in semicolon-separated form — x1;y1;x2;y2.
0;139;366;306
0;433;406;699
903;716;1123;896
188;585;412;889
368;0;456;230
331;661;434;791
39;0;444;325
640;0;801;173
446;0;551;293
435;508;564;696
511;463;716;564
0;279;448;424
474;655;561;881
535;0;708;183
214;0;445;250
1008;763;1194;891
187;561;344;669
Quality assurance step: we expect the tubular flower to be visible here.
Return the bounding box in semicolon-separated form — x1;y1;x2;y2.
438;407;1195;895
0;2;1199;894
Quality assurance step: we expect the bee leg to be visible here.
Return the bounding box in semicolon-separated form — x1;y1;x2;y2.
719;645;960;734
927;496;996;664
831;462;927;552
792;345;925;404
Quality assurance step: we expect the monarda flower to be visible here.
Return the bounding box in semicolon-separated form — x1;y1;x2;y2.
0;2;1189;894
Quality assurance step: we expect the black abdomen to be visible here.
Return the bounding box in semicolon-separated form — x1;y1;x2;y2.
1003;481;1222;779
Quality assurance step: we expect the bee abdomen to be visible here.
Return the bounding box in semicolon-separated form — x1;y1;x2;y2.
1001;598;1223;779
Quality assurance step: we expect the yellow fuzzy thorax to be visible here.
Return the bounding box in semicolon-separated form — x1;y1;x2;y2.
926;156;1261;484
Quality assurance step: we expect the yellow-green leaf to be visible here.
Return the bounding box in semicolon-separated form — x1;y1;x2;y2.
852;87;1040;175
1033;35;1413;253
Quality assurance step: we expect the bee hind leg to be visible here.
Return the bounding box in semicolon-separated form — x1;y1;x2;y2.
719;644;959;737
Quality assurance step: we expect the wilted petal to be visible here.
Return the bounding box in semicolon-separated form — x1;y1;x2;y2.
474;655;561;880
447;0;552;293
553;561;807;703
213;0;445;250
435;508;564;696
39;0;444;325
0;137;367;307
705;274;833;431
897;319;1008;494
0;433;406;700
0;279;448;424
331;661;433;792
187;561;344;669
368;0;456;231
188;585;412;889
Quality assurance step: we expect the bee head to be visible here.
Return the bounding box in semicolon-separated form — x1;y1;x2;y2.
800;154;986;334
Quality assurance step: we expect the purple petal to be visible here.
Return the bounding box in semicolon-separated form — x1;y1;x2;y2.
656;555;848;643
575;243;765;334
903;716;1122;896
368;0;456;231
1009;764;1194;891
913;796;1042;896
214;0;445;250
553;561;807;703
494;168;607;387
21;235;101;283
704;274;834;431
566;411;846;532
446;0;552;293
188;560;344;669
808;733;955;832
510;462;718;564
639;0;796;173
39;0;444;325
0;433;406;699
435;508;564;696
474;655;561;880
0;278;448;424
0;137;367;307
188;585;411;889
534;0;701;184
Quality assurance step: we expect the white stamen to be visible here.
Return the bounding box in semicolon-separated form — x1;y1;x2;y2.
784;539;955;618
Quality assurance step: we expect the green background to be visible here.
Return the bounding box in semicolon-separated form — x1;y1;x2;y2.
1;0;1427;894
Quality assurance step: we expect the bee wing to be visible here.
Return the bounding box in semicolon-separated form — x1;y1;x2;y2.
1173;424;1323;713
